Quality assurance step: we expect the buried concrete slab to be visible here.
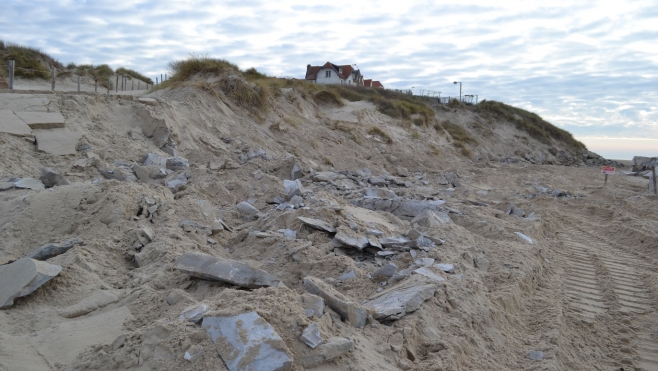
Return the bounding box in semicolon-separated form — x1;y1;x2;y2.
34;129;83;155
15;111;66;129
0;110;33;136
202;312;292;371
303;276;367;327
175;252;279;289
0;258;62;309
364;278;437;320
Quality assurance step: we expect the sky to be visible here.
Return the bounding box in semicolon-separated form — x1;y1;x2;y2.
1;0;657;160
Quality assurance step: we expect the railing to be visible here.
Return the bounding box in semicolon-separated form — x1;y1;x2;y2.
1;60;151;93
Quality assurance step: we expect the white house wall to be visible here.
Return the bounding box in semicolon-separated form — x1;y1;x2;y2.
314;67;343;85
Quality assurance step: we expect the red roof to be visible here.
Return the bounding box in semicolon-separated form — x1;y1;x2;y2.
364;79;383;88
306;62;358;80
372;81;384;88
364;79;372;87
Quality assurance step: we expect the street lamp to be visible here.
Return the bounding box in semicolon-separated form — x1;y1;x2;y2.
453;81;461;101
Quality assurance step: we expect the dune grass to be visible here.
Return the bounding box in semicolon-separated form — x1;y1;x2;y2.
313;90;344;106
476;100;586;150
0;42;62;79
367;126;393;144
74;64;115;89
116;67;154;84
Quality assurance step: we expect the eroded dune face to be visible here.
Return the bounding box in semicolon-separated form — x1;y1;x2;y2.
0;82;656;371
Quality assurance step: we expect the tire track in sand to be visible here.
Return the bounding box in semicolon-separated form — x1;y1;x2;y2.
560;221;658;370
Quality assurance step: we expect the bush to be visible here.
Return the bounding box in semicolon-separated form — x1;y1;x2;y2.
442;120;477;144
66;62;76;69
116;67;154;84
243;67;268;80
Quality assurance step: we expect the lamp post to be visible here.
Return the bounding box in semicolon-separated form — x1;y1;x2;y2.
453;81;461;101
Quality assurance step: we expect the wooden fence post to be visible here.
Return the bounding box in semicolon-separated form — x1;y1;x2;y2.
8;60;14;89
138;81;140;90
77;75;81;92
115;75;119;92
95;79;98;93
156;77;158;85
132;80;134;90
51;66;56;90
161;74;163;84
107;78;110;95
653;165;657;195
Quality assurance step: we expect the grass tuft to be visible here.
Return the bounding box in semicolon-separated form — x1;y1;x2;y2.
116;67;154;84
367;126;393;144
313;90;344;106
168;54;239;83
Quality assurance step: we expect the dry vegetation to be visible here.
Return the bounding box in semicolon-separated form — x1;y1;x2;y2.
476;100;585;150
441;120;478;157
0;41;62;79
116;67;154;85
367;126;393;144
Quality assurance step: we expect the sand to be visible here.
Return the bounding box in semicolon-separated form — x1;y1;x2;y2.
0;75;656;371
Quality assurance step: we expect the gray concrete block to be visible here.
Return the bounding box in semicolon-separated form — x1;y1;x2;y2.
0;258;62;309
298;217;336;233
143;153;167;167
15;111;65;129
39;167;69;188
175;252;279;289
27;238;84;261
34;129;83;155
300;322;323;348
303;276;367;327
13;178;45;191
236;201;259;216
0;110;32;136
301;293;324;318
373;263;398;278
302;337;354;368
202;312;292;371
364;281;436;320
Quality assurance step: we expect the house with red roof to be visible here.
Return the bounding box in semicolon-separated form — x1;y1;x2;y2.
364;79;384;89
305;62;364;86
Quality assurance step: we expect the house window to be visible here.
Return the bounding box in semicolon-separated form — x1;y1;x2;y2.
325;71;331;77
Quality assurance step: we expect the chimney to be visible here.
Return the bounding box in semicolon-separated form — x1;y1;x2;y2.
306;64;311;77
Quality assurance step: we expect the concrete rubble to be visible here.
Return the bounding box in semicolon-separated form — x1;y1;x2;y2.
298;216;336;233
202;312;292;371
364;277;437;320
300;322;324;348
236;201;260;216
175;252;279;289
27;238;84;261
0;258;62;309
39;167;70;188
303;276;367;327
302;337;354;368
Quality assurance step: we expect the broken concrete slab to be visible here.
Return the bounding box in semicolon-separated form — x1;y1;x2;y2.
300;322;324;348
365;188;397;199
34;129;83;155
302;337;354;368
434;263;455;273
284;179;304;201
175;252;279;289
410;209;453;227
58;290;119;318
313;171;339;182
236;201;260;216
178;302;209;323
333;230;369;250
355;198;446;219
301;293;324;318
364;279;437;320
166;156;189;170
373;263;398;278
0;110;32;136
13;178;45;191
413;267;446;282
137;97;158;106
202;312;292;371
303;276;367;327
39;167;69;188
143;153;167;167
0;181;14;191
15;111;65;129
27;238;84;261
298;216;336;233
0;258;62;309
379;236;413;249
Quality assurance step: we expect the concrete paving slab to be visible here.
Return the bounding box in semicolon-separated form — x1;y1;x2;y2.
0;110;32;136
15;111;65;129
34;129;83;155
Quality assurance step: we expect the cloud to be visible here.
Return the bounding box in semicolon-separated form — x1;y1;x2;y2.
1;0;657;144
